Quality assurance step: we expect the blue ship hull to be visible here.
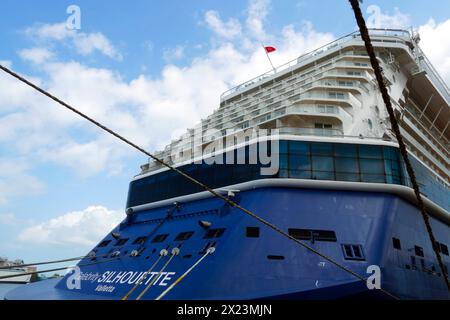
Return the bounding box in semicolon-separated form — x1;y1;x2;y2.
6;187;450;300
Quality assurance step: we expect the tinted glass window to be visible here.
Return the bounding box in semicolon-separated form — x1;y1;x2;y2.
290;141;309;154
415;246;424;257
151;234;168;243
311;143;333;155
334;143;357;157
204;228;225;239
312;156;334;172
126;141;450;212
175;232;194;241
392;238;401;250
289;155;311;171
246;227;260;238
335;157;358;173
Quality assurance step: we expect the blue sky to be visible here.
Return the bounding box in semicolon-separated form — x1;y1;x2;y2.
0;0;449;267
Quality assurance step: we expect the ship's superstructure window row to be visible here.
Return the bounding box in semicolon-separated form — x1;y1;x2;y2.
127;141;450;211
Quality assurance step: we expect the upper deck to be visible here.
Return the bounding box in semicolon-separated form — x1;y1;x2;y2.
140;29;449;184
220;29;416;101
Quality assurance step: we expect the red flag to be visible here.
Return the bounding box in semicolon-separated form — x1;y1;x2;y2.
264;46;276;53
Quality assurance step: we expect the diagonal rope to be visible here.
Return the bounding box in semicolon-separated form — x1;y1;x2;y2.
0;256;86;270
349;0;450;292
121;249;167;300
136;248;180;300
0;256;120;281
155;247;215;300
0;64;399;299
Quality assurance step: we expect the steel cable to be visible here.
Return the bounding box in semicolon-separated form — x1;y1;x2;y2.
349;0;450;292
0;61;399;299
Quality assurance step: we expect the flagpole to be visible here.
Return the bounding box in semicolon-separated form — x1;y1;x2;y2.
261;43;276;73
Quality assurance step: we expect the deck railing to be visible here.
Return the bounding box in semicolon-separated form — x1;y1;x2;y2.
220;29;412;100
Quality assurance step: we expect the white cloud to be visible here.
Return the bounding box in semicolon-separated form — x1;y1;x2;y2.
0;0;336;183
73;32;122;60
366;5;411;29
246;0;270;40
0;60;12;68
28;22;72;40
0;158;46;205
38;137;128;177
418;18;450;85
18;206;124;246
25;22;122;60
0;213;18;225
204;10;242;39
163;45;185;62
19;47;54;64
0;212;33;226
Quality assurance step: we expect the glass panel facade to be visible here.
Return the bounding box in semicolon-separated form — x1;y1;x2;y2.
127;140;450;212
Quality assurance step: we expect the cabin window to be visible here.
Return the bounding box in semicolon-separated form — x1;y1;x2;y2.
437;242;449;256
267;255;285;260
175;231;194;241
288;229;337;242
442;244;449;256
328;91;346;99
392;237;401;250
288;228;311;240
342;244;365;261
204;228;225;239
114;238;129;246
313;230;337;242
133;236;148;245
315;123;333;129
246;227;260;238
98;240;111;247
151;234;169;243
415;246;424;257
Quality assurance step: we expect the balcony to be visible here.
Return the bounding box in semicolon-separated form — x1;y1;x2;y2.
220;28;411;100
277;127;344;137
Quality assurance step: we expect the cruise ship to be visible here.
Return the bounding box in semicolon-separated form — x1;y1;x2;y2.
6;28;450;300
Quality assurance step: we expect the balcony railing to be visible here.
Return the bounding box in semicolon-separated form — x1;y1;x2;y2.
277;127;344;137
416;48;450;105
220;28;412;100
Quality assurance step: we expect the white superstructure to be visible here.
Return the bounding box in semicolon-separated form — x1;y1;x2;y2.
140;29;449;186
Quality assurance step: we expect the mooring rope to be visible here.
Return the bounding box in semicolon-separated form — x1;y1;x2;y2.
0;255;86;270
0;56;400;298
121;249;168;300
155;247;215;300
349;0;450;292
0;256;120;281
135;248;180;300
